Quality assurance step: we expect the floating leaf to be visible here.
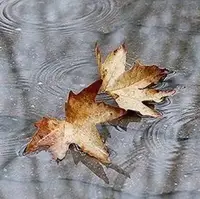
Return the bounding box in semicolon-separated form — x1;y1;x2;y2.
24;80;125;164
95;44;175;117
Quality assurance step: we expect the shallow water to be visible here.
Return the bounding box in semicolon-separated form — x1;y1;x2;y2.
1;0;200;198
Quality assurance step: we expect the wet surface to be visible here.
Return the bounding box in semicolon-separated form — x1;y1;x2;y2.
1;0;200;198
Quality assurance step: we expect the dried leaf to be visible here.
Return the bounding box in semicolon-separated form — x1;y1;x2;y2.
24;80;125;164
95;44;175;117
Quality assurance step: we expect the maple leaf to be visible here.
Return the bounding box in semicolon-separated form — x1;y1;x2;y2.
95;44;176;117
24;80;125;164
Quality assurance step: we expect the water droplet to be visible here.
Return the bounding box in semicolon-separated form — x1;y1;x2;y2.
184;174;188;178
15;28;21;31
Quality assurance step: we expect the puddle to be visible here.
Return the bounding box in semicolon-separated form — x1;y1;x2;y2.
1;0;200;198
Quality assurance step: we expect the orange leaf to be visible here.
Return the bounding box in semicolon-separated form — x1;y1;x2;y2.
24;80;125;164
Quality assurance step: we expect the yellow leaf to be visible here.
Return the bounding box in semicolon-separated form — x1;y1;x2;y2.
95;44;175;117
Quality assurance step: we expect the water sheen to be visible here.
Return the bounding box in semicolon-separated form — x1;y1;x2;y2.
1;0;200;198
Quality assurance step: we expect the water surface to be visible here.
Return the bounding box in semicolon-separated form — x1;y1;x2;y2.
1;0;200;198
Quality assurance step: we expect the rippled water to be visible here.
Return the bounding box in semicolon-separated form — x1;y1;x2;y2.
1;0;200;198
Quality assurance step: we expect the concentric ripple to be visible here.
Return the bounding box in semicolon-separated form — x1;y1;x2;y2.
109;86;200;192
0;0;120;32
0;116;34;161
141;87;200;170
33;56;98;97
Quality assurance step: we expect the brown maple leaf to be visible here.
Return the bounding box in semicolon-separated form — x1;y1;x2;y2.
95;44;176;117
24;80;125;164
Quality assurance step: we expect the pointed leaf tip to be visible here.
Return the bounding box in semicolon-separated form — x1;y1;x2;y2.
122;42;127;51
68;90;76;97
95;42;99;51
113;43;127;54
34;117;49;128
77;79;103;98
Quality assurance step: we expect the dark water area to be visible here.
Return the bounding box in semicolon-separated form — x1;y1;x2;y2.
1;0;200;198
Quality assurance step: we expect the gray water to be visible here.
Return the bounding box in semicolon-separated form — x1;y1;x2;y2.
1;0;200;198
